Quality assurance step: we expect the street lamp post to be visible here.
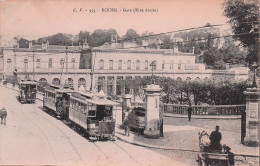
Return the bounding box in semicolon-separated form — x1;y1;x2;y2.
90;71;93;92
65;45;68;80
150;61;156;84
252;62;257;88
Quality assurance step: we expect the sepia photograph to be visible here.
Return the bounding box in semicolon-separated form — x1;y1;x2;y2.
0;0;259;165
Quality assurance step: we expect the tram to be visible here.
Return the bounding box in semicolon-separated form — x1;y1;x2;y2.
69;90;119;140
18;78;37;103
43;84;74;119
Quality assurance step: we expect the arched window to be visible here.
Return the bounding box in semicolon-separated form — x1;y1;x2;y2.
136;60;140;70
97;77;105;92
109;60;113;70
177;77;182;81
127;60;131;70
145;60;148;70
71;58;76;69
52;78;60;85
39;78;47;83
48;58;52;68
67;78;73;88
24;59;28;70
36;59;41;68
118;60;122;69
99;60;104;69
60;58;65;68
7;58;12;68
186;77;191;81
78;78;86;88
195;77;200;81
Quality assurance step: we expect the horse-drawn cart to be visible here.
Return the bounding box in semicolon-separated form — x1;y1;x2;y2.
197;130;234;166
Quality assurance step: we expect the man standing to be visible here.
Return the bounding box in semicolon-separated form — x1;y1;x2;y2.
124;118;130;136
187;103;192;121
210;125;222;151
0;107;7;125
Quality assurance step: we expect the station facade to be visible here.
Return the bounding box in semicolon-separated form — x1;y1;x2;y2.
0;41;248;95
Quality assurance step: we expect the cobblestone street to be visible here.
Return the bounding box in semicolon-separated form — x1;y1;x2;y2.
116;117;259;166
0;86;184;166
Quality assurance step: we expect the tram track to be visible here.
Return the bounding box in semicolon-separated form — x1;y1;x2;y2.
2;85;259;165
32;104;84;161
19;103;57;162
40;106;119;164
111;141;139;163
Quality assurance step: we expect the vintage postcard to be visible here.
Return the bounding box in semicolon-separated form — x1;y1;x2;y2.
0;0;259;165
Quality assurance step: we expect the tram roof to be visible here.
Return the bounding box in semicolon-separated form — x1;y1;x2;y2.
19;80;37;85
70;94;119;106
44;87;74;93
55;88;75;93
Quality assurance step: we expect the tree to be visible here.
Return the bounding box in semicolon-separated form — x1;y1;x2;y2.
221;38;247;65
202;47;226;69
123;29;142;45
78;31;91;45
47;33;70;45
18;38;29;48
223;0;259;66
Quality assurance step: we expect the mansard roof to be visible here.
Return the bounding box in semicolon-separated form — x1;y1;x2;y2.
2;44;81;53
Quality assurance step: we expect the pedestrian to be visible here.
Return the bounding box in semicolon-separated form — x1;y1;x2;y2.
187;103;192;121
209;125;222;151
124;118;130;136
159;109;164;137
0;107;7;125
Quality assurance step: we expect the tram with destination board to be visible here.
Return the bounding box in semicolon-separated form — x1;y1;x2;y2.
43;84;74;119
18;78;37;103
69;90;119;140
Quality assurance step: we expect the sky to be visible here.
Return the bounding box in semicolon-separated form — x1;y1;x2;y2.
0;0;230;41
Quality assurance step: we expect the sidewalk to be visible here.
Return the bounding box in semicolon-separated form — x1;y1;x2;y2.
115;125;259;157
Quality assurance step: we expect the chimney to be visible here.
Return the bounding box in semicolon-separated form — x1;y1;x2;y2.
29;41;33;48
142;40;148;49
226;63;230;70
111;34;114;42
82;39;89;49
157;38;162;50
173;46;179;53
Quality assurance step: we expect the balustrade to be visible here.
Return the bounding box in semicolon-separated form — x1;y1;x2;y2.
163;104;245;115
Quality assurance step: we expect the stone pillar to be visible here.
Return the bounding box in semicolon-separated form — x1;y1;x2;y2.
122;94;132;124
143;84;162;138
243;88;260;146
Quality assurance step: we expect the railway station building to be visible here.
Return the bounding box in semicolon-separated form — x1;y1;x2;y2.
0;40;249;95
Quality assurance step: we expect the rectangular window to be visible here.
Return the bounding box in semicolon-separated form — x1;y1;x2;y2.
170;60;173;69
118;60;122;70
162;61;165;70
88;104;96;117
109;60;113;70
178;64;181;69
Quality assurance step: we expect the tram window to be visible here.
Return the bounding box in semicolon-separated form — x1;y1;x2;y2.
70;100;73;108
84;104;88;115
79;102;84;114
88;110;96;117
71;100;74;109
88;104;96;117
75;101;79;111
